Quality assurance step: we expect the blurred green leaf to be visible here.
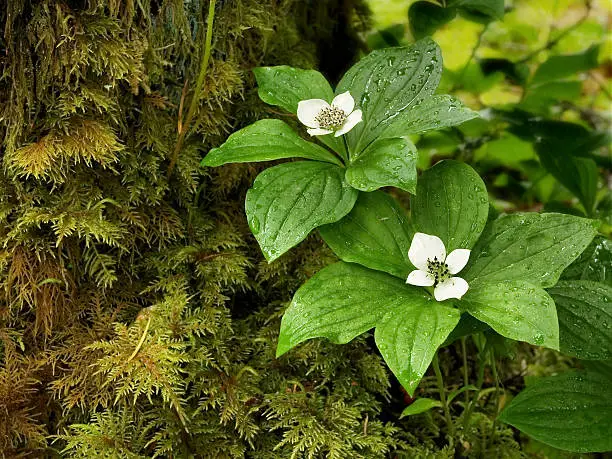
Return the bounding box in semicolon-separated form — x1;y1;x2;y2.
531;45;600;86
536;142;599;215
367;24;406;50
473;134;536;166
448;0;505;21
409;1;457;40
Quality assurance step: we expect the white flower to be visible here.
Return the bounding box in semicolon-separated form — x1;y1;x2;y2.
406;233;471;302
297;91;363;137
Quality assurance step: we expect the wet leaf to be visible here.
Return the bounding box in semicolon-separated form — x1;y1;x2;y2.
412;160;489;252
253;66;334;114
549;280;612;360
319;191;414;279
499;371;612;453
201;119;342;167
245;162;358;262
379;95;478;139
345;137;418;193
464;213;598;288
336;38;443;154
462;280;559;349
277;262;459;395
375;301;460;395
253;65;346;157
561;236;612;286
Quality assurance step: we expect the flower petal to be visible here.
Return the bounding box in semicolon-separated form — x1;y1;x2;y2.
297;99;329;128
408;232;446;271
307;127;334;136
331;91;355;114
434;277;469;302
334;109;362;137
445;249;471;274
406;270;435;287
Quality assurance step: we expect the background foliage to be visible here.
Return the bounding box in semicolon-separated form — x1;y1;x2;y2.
0;0;609;457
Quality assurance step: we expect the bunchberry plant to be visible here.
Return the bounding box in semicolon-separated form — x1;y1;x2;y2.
202;38;599;398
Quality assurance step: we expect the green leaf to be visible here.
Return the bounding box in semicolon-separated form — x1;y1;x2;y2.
561;236;612;286
336;38;442;154
376;301;460;395
548;280;612;360
345;137;418;193
462;280;559;349
498;371;612;453
412;160;489;252
448;0;505;20
277;262;458;394
252;66;346;159
253;66;334;114
319;191;414;279
536;142;599;215
531;45;600;86
201;119;342;167
367;24;406;50
379;95;478;139
245;162;358;262
520;81;582;114
277;262;390;355
464;213;598;288
277;262;426;356
408;2;457;40
400;398;442;417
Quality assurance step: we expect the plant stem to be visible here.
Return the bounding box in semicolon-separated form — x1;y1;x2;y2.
168;0;217;178
487;358;502;450
462;351;486;432
432;353;456;439
461;337;469;403
450;24;487;92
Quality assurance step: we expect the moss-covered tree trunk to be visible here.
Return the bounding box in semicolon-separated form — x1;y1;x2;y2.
0;1;413;457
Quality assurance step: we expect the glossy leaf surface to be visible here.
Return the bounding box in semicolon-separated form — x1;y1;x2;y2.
202;119;342;167
319;191;414;279
462;280;559;349
336;38;442;154
277;262;458;394
549;280;612;360
412;160;489;252
345;137;418;193
245;162;358;261
464;213;597;288
499;371;612;453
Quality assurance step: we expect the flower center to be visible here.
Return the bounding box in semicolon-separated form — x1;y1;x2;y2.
315;106;347;129
427;257;450;286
